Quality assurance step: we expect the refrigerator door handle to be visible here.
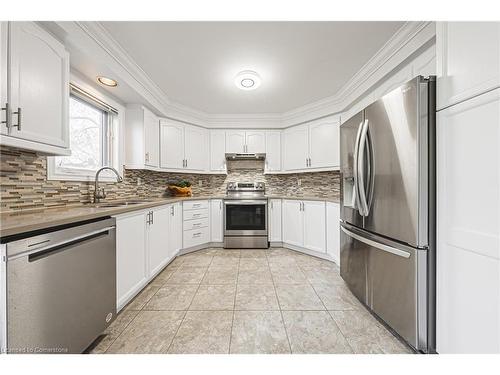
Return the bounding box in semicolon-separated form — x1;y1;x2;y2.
341;226;411;258
353;119;364;215
357;119;370;216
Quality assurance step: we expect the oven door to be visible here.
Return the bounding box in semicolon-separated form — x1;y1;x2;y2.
224;200;268;236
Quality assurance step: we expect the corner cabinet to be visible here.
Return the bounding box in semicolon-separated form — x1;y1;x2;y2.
0;21;70;155
209;130;227;173
125;105;160;169
210;199;223;243
265;131;282;172
160;119;208;172
268;199;282;242
282;116;340;172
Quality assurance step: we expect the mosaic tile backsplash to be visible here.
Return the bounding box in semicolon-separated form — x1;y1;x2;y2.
0;146;340;212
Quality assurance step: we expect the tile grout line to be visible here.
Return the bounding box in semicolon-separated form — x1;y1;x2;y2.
267;250;293;354
102;309;141;353
164;252;214;354
228;250;241;354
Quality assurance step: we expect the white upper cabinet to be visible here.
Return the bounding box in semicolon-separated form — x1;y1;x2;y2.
159;119;184;169
245;131;266;153
126;105;160;168
159;119;208;172
226;130;265;153
184;124;208;171
282;125;309;171
265;131;281;172
143;107;159;167
437;22;500;110
1;22;69;154
282;117;340;172
226;131;246;153
209;130;226;172
309;118;339;169
1;23;7;135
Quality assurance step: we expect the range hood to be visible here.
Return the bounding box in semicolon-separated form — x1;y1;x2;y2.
225;153;266;160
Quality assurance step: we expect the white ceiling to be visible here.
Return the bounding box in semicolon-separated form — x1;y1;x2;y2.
99;21;405;114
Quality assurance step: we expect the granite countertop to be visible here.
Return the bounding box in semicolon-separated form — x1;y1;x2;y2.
0;194;339;238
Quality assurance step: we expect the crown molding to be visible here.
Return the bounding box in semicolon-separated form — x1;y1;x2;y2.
55;21;435;129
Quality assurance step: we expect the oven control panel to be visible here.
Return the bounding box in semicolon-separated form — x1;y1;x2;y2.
227;182;265;192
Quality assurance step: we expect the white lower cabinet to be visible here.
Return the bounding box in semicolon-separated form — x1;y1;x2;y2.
326;202;340;264
210;199;223;243
183;200;210;248
115;211;148;311
282;200;304;247
115;203;181;310
269;199;282;242
148;206;171;277
303;201;326;253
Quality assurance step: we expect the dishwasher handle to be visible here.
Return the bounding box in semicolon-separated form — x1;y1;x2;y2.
9;226;115;261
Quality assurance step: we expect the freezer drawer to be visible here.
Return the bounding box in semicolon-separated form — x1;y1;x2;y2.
340;223;428;351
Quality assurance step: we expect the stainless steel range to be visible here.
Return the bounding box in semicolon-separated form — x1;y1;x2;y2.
224;182;268;249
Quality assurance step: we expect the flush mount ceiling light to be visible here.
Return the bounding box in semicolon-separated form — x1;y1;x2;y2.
97;76;118;87
234;70;261;91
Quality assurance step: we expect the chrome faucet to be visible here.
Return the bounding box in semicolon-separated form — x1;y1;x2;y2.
94;166;123;203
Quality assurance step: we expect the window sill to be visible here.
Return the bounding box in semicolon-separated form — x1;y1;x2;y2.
47;169;123;183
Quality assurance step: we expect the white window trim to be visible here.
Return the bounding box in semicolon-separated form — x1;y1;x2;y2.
48;72;125;182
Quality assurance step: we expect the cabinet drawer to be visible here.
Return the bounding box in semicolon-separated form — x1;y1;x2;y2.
183;218;209;231
183;227;210;248
183;209;208;221
183;200;209;211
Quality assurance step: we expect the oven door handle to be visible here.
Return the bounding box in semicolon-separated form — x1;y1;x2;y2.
224;200;268;205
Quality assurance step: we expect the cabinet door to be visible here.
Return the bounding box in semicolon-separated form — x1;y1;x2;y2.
303;201;326;253
169;203;183;258
148;206;171;277
184;125;208;171
8;22;69;147
437;22;500;110
210;199;223;243
265;131;281;172
309;118;340;168
282;125;308;171
268;199;282;242
326;202;340;264
160;119;184;169
436;89;500;353
116;212;148;310
1;22;7;135
143;108;159;167
282;200;303;247
245;131;266;153
210;130;226;172
225;131;246;153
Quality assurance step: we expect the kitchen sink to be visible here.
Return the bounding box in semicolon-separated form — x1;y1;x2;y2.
90;199;157;208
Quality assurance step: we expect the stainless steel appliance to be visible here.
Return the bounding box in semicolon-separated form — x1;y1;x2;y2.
339;76;436;353
4;218;116;353
225;153;265;160
224;182;268;249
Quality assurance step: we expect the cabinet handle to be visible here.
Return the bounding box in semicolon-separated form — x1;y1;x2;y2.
309;158;311;167
1;102;9;129
145;152;149;162
11;107;21;131
171;206;174;216
186;159;188;168
193;203;201;207
270;201;273;209
193;223;202;227
192;213;201;217
219;201;222;210
193;232;202;237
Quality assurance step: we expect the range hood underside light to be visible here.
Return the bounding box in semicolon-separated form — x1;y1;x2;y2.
225;153;266;160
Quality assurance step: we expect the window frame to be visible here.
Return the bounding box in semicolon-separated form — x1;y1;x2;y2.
48;76;124;182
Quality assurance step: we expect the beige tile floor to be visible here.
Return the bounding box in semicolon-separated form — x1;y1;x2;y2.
91;248;413;354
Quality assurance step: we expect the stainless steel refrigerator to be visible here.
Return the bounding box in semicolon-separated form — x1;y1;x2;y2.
339;76;436;353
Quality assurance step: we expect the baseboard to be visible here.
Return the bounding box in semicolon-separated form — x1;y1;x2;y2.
178;242;223;255
282;242;338;265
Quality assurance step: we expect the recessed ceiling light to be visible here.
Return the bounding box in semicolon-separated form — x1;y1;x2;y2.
97;76;118;87
235;71;261;91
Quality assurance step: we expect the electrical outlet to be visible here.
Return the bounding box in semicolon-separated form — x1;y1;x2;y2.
136;177;142;186
297;178;302;187
198;180;203;187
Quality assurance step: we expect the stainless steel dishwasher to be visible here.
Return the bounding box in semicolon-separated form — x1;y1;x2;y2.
5;217;116;354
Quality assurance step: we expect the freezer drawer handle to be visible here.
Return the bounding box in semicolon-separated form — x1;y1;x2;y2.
341;226;411;259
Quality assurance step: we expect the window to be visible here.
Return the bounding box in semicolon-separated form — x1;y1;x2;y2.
48;84;121;181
